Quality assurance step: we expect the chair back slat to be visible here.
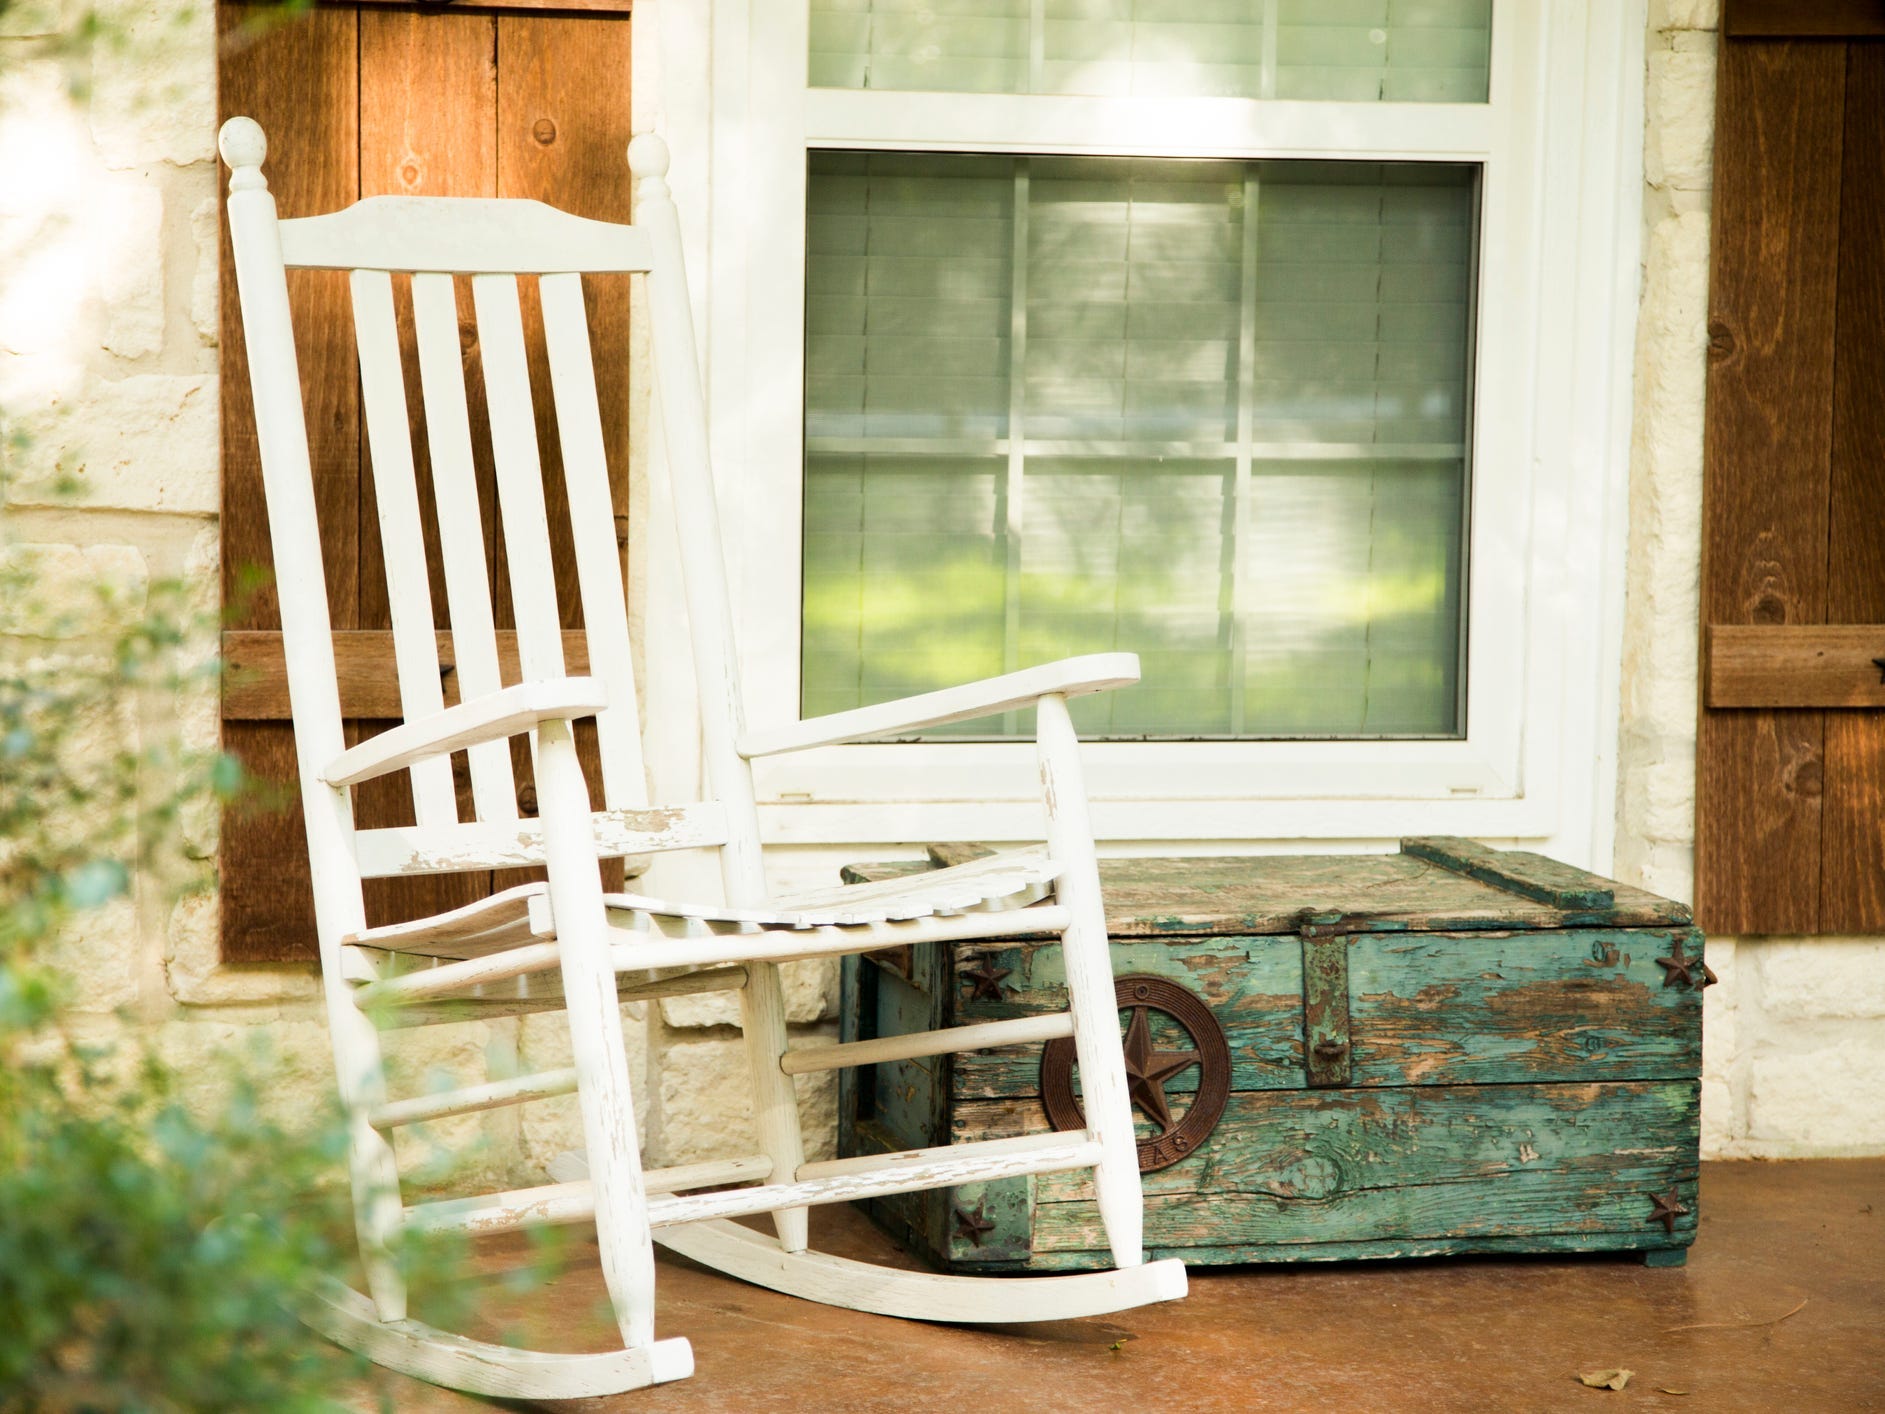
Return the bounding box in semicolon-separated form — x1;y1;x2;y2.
540;272;646;809
411;271;517;821
470;274;568;685
350;269;455;827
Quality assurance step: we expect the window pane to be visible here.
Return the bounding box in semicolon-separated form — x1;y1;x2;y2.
809;0;1492;103
802;151;1474;739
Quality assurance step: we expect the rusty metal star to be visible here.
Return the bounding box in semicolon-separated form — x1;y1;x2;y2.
961;956;1012;1003
953;1201;997;1247
1646;1188;1689;1234
1655;939;1700;989
1121;1004;1199;1134
1698;961;1720;988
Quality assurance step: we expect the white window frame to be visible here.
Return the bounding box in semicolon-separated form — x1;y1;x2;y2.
646;0;1644;866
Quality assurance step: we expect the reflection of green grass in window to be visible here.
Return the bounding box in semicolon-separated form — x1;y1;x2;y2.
802;458;1462;740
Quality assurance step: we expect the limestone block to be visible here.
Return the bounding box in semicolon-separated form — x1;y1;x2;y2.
155;1013;338;1137
653;1031;836;1167
0;542;147;637
796;1059;838;1163
1650;0;1719;31
655;1034;751;1166
0;0;62;36
1747;1029;1885;1152
99;174;164;358
163;890;322;1006
189;194;218;345
1639;758;1697;842
43;896;141;1013
1753;938;1885;1021
380;1021;513;1182
1645;36;1716;193
10;373;218;514
515;1004;651;1177
659;956;836;1028
1698;938;1736;1156
87;0;216;169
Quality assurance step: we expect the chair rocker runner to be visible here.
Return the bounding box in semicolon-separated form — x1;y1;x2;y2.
219;116;1186;1399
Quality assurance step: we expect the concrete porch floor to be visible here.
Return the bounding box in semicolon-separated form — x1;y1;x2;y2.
372;1158;1883;1412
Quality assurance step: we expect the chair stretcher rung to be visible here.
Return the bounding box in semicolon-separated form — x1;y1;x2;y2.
402;1154;774;1240
647;1133;1103;1231
780;1013;1075;1076
354;934;760;1012
794;1129;1087;1183
369;1067;579;1130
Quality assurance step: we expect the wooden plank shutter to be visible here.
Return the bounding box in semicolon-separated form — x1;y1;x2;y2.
217;2;633;961
1697;7;1885;934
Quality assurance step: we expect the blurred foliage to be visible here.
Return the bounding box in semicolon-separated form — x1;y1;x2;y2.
0;527;386;1411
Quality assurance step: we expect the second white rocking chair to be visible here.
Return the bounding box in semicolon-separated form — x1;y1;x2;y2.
219;115;1187;1399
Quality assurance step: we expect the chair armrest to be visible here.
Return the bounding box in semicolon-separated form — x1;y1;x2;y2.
736;653;1140;759
320;677;609;788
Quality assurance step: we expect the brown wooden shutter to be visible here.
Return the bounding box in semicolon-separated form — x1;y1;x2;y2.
217;2;633;961
1697;4;1885;934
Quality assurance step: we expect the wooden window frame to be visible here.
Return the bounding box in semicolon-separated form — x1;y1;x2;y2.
642;1;1644;860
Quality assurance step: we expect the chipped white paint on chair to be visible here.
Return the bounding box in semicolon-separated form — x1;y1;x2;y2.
219;114;1184;1401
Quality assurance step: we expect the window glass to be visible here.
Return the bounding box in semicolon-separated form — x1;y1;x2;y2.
802;151;1474;738
809;0;1493;103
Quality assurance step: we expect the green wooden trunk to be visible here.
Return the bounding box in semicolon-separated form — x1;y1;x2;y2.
837;837;1705;1271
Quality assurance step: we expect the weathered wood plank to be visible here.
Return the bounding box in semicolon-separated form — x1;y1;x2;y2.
945;928;1701;1098
1696;38;1845;934
330;0;633;12
1706;624;1885;707
222;629;596;718
218;0;360;962
1820;43;1885;934
1724;0;1885;38
948;937;1303;1098
1346;929;1704;1087
354;4;499;933
850;851;1688;935
1400;836;1615;910
951;1082;1699;1268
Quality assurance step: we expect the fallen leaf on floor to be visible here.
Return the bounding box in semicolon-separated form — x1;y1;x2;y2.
1579;1370;1634;1391
1658;1389;1692;1397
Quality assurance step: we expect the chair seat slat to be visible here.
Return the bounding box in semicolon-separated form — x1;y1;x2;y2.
353;801;729;880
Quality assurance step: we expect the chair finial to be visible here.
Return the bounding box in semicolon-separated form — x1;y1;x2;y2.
627;133;670;191
219;116;269;192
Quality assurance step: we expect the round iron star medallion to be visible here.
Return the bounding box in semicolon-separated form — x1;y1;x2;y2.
1039;974;1231;1172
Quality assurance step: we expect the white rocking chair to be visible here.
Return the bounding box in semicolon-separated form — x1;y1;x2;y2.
219;116;1186;1400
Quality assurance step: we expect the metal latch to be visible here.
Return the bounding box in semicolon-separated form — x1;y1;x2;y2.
1299;922;1353;1088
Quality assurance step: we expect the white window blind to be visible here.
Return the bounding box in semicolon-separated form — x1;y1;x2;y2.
808;0;1493;103
803;151;1473;739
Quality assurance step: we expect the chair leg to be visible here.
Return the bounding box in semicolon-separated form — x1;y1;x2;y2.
324;985;410;1321
740;962;810;1252
1036;693;1144;1270
538;722;658;1347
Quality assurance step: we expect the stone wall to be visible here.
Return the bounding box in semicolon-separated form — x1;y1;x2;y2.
0;0;835;1186
2;0;1879;1176
1617;0;1885;1158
